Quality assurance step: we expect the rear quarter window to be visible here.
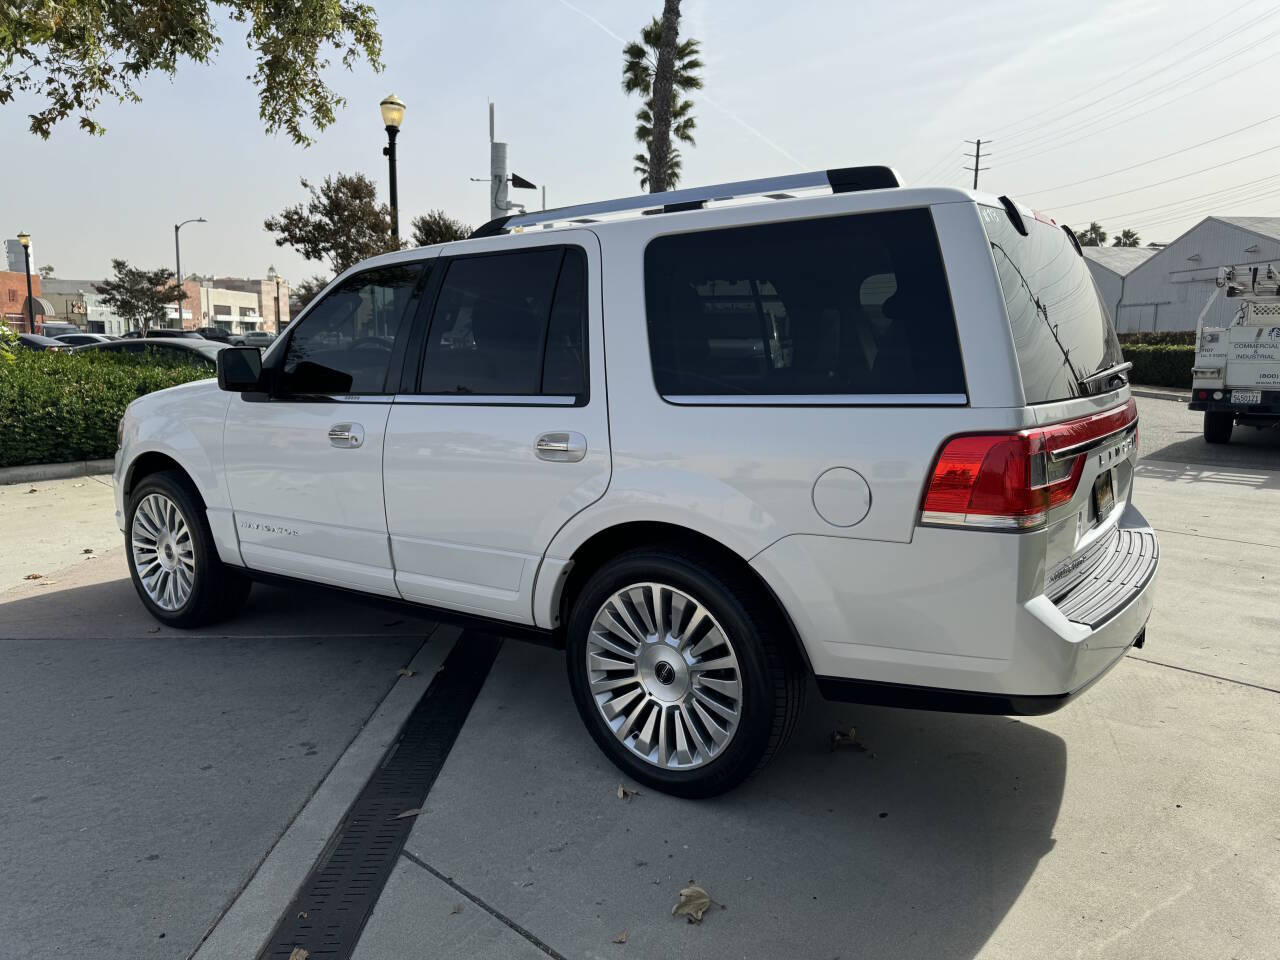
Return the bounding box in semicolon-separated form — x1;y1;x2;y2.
644;208;966;399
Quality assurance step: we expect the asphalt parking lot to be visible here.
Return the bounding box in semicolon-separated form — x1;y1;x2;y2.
2;395;1277;960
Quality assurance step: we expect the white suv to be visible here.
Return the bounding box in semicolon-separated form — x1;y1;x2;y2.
114;167;1157;796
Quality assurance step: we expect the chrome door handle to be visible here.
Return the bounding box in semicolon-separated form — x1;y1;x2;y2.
535;431;587;463
328;422;365;448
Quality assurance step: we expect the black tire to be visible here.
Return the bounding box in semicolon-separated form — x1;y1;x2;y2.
565;547;805;798
125;470;251;628
1203;411;1234;444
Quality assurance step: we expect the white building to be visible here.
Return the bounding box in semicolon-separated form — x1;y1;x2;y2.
1098;217;1280;333
1083;247;1157;324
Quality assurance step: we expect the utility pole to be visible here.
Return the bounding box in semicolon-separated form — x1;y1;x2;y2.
963;139;991;189
490;103;509;222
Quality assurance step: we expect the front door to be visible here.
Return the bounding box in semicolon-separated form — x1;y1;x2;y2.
383;232;610;622
223;258;432;595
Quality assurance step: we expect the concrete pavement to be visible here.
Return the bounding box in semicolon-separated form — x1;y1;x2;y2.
2;395;1278;960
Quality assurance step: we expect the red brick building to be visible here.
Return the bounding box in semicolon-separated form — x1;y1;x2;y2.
1;270;44;332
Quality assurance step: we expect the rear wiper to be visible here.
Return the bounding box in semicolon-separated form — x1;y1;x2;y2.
1077;361;1132;388
1032;295;1084;397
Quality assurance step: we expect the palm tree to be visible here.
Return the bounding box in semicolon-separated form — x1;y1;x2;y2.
1074;222;1107;247
622;7;703;192
1112;228;1141;248
634;149;683;191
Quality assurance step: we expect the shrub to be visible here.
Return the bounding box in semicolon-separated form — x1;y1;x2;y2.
1121;343;1194;389
1117;331;1196;346
0;349;212;468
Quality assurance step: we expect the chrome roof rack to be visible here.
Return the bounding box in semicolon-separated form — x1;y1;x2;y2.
470;165;902;238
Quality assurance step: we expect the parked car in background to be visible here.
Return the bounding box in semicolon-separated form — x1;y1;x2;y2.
16;332;69;351
38;321;80;338
55;333;115;347
112;166;1157;797
120;329;205;340
73;337;226;370
194;326;233;343
230;330;275;348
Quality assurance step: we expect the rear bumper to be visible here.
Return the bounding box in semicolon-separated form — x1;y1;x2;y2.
1189;389;1280;418
751;502;1158;713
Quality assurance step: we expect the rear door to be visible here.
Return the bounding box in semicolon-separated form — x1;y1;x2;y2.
980;206;1136;596
382;231;609;623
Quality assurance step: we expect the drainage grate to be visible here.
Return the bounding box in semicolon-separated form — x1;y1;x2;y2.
258;633;501;960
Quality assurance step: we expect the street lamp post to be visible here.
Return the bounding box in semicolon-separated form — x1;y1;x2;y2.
16;232;34;333
266;265;284;331
174;217;206;330
380;94;406;245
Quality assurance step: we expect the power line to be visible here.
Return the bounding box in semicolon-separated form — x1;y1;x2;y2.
1096;172;1280;221
1022;114;1280;199
1043;143;1280;211
996;8;1273;146
986;0;1263;139
998;30;1280;165
1124;184;1280;231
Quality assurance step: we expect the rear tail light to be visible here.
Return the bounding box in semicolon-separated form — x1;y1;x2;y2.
920;398;1137;531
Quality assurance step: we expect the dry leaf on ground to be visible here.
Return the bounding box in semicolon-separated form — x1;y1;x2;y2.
449;903;463;915
612;930;629;943
394;807;422;819
288;948;309;960
830;726;867;753
82;547;93;554
672;884;714;923
24;487;37;494
397;667;417;678
617;784;640;801
23;573;42;580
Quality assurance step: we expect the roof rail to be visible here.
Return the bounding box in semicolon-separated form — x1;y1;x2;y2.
499;165;901;234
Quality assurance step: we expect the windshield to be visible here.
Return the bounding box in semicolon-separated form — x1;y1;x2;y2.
980;205;1123;404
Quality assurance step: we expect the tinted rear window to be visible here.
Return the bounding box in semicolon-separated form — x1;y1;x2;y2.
644;209;966;397
980;206;1123;404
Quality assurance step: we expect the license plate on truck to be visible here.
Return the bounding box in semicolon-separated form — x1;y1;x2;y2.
1232;390;1262;405
1093;469;1115;521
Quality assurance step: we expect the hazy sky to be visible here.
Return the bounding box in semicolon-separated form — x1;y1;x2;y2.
4;0;1277;283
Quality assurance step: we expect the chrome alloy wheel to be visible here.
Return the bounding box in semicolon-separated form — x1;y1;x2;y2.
586;582;743;770
131;493;196;611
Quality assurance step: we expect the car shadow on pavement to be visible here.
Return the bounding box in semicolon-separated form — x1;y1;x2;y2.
0;572;434;960
1141;429;1280;475
404;642;1068;960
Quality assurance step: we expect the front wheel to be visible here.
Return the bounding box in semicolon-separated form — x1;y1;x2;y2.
1204;411;1234;444
565;548;804;798
126;470;251;628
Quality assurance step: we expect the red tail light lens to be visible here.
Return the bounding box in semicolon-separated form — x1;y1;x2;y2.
921;399;1136;531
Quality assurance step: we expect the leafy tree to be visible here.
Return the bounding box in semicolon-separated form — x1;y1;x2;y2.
0;324;17;363
1112;228;1141;247
94;260;185;334
410;210;472;247
1074;222;1107;247
290;276;331;314
264;173;397;274
38;265;54;279
622;7;702;192
2;1;383;145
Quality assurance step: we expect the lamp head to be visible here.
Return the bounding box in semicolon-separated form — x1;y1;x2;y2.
380;94;406;130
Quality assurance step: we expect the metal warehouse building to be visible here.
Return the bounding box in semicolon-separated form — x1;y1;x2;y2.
1085;217;1280;333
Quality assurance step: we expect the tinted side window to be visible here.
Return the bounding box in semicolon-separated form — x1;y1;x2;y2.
420;248;584;396
644;209;966;397
280;263;423;395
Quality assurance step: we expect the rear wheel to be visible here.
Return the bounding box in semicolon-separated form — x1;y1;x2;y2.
1203;411;1234;444
126;470;251;628
565;548;804;798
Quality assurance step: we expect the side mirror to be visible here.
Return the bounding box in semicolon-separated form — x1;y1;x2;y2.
217;347;264;392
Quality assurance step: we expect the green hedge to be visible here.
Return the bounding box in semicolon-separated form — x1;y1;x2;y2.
1117;331;1196;346
0;350;212;468
1121;343;1195;389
